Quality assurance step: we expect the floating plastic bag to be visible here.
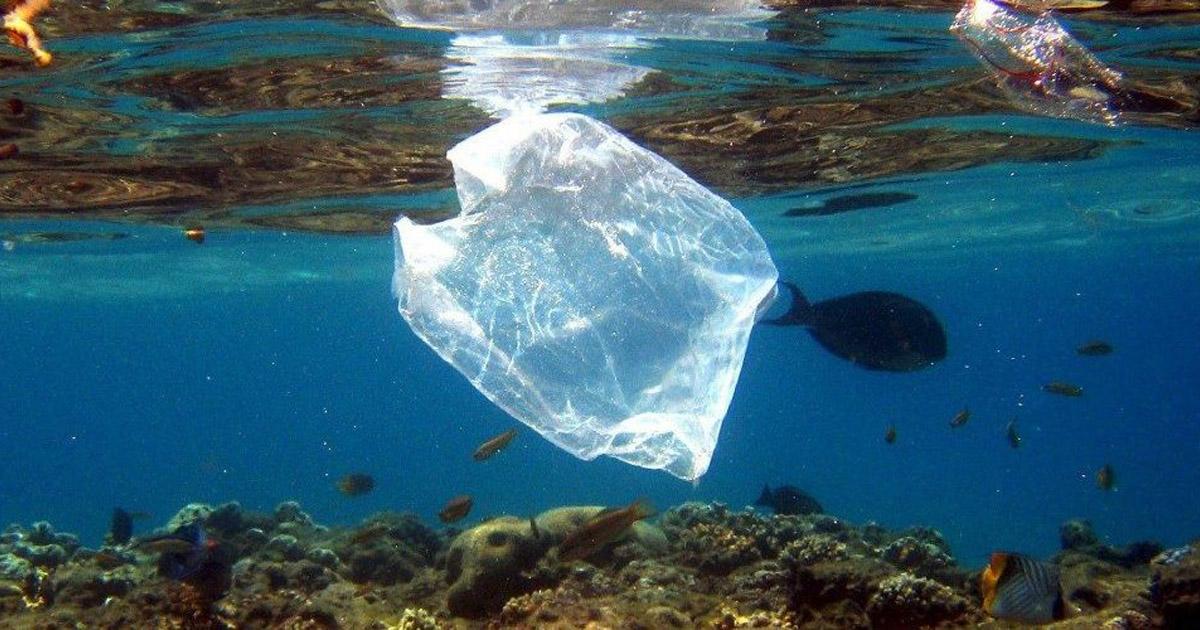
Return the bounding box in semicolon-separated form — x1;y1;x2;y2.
376;0;775;40
442;33;652;117
378;0;774;116
951;0;1124;125
392;113;778;480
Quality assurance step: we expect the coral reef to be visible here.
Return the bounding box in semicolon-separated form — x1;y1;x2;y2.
0;500;1196;628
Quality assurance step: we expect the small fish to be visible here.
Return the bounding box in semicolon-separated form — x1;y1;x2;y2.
348;522;391;545
158;523;217;581
762;282;947;372
0;143;18;160
108;508;134;546
337;473;376;497
530;516;541;540
557;499;654;562
981;552;1066;623
950;407;970;428
1076;340;1113;356
183;226;206;244
92;550;128;570
884;425;897;445
473;428;518;461
755;484;823;516
1097;464;1116;491
134;522;219;581
784;192;918;217
1043;381;1084;397
1006;419;1021;449
439;495;473;524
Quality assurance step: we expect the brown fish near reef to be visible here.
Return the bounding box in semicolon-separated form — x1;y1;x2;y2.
183;226;206;244
336;473;376;497
884;425;897;444
473;428;517;461
1097;464;1116;491
1043;381;1083;397
439;495;473;523
950;407;970;428
1077;340;1114;356
92;551;128;570
348;522;390;545
981;551;1066;623
1006;419;1021;449
557;499;654;562
0;143;18;160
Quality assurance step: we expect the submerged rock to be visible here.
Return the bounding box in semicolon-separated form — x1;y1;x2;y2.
0;500;1193;628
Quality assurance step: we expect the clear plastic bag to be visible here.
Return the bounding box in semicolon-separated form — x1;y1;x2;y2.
951;0;1124;125
376;0;775;40
392;113;778;480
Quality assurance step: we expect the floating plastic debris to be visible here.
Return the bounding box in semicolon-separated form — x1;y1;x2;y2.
442;33;652;117
392;113;778;480
376;0;775;40
950;0;1124;125
3;0;53;66
377;0;775;115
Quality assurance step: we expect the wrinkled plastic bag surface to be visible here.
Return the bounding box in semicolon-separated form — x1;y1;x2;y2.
377;0;774;116
951;0;1124;125
392;113;778;480
377;0;775;40
443;33;652;117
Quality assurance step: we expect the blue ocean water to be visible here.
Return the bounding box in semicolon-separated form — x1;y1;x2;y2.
3;4;1199;571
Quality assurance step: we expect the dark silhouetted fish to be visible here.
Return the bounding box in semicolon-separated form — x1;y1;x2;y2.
785;192;918;217
557;499;654;562
884;425;897;444
1006;419;1021;448
135;522;215;581
1043;381;1083;397
761;282;947;372
1077;340;1113;356
755;484;823;515
439;495;473;524
108;508;134;546
981;552;1066;623
473;428;517;461
950;407;970;428
337;473;376;497
1097;463;1116;491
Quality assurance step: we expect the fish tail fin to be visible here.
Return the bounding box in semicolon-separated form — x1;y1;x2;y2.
630;498;656;521
755;484;773;507
760;281;814;326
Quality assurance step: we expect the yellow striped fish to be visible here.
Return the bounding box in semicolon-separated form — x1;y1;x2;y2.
981;552;1066;623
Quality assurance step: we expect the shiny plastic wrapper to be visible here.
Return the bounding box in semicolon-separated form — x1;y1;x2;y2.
442;33;651;117
392;113;778;480
951;0;1124;125
376;0;774;40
